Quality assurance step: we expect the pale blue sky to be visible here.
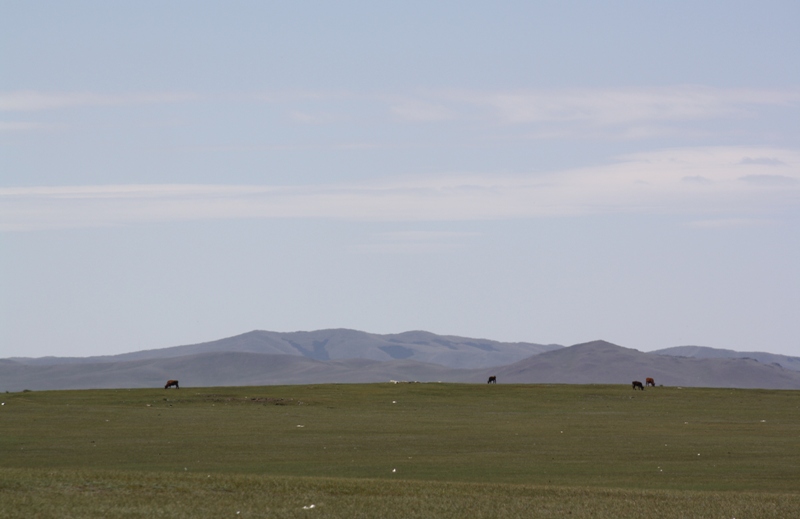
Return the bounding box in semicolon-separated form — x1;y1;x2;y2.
2;1;799;358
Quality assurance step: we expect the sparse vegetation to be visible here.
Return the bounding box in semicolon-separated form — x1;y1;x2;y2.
2;383;799;518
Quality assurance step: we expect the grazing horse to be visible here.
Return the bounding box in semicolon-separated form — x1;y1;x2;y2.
164;380;179;389
645;377;655;387
487;376;497;384
632;380;644;390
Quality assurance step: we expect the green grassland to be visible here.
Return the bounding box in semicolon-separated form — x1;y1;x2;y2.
2;383;799;518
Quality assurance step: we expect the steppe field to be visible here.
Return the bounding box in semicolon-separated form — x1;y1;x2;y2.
1;383;799;518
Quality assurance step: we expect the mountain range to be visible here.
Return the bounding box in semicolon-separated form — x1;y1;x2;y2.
2;329;799;391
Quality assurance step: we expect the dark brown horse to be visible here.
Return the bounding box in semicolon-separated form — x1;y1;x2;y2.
632;380;644;390
165;380;179;389
487;376;497;384
645;377;655;387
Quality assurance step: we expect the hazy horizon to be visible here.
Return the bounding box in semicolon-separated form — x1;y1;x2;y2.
2;2;799;358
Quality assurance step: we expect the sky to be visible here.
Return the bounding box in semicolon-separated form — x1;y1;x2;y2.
1;1;799;358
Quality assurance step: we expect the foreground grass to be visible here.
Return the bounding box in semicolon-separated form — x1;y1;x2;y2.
2;383;800;517
2;467;799;519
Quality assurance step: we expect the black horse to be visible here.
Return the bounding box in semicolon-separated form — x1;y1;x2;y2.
487;376;497;384
632;380;644;390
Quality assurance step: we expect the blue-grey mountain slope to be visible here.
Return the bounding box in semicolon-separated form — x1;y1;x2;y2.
0;353;472;391
8;329;561;370
490;341;800;389
653;345;800;372
3;336;800;391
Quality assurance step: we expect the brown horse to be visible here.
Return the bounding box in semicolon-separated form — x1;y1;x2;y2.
165;380;179;389
632;380;644;390
487;376;497;384
645;377;655;387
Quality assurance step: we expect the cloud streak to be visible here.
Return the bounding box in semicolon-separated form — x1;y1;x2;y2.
0;91;200;112
2;146;798;232
479;87;796;125
354;230;479;254
390;86;799;128
2;86;796;145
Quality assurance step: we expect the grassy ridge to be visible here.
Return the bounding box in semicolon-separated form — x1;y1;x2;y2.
2;383;800;517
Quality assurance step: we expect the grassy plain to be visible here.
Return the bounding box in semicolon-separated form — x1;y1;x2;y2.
1;383;799;518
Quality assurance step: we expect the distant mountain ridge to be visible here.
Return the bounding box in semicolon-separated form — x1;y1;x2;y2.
493;340;800;388
8;329;561;370
653;345;800;372
3;330;800;391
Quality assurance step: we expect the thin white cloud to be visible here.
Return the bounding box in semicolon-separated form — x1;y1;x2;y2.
686;218;773;229
0;91;200;111
390;101;454;122
354;231;478;254
249;85;799;134
739;157;786;166
376;230;478;241
738;174;798;186
440;86;798;126
289;111;341;124
4;86;795;144
2;146;798;231
0;121;62;131
682;175;714;185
